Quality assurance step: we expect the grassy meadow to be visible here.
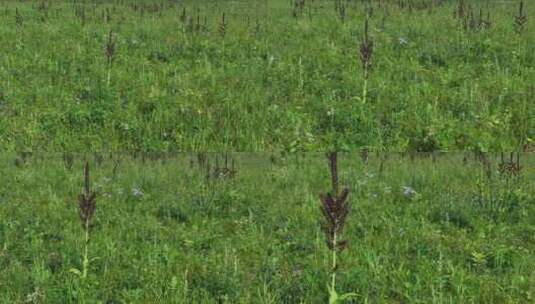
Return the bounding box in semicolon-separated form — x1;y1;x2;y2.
0;152;533;303
0;0;533;151
1;0;534;303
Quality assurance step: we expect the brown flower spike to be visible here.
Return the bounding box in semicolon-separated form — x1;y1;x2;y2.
319;152;356;302
359;18;374;72
78;161;96;231
320;188;350;251
319;152;350;252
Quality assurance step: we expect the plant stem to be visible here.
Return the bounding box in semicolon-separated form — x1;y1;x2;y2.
331;231;337;294
82;220;90;279
362;67;368;104
107;66;112;87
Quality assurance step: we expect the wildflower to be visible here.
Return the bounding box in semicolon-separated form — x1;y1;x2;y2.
131;187;144;199
402;186;417;198
71;161;97;279
78;162;96;231
359;18;374;71
319;152;357;302
320;188;350;251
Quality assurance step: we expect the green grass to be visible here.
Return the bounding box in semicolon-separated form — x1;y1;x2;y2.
0;153;533;303
0;0;533;151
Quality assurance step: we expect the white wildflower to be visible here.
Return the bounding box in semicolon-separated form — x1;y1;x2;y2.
402;186;417;198
131;187;144;198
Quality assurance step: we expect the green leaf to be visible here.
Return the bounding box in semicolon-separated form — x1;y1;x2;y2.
339;292;358;300
69;268;82;276
328;284;338;304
